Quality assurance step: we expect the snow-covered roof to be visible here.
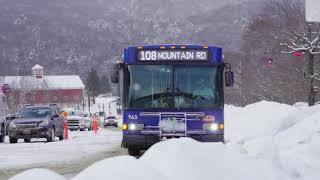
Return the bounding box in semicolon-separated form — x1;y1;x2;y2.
4;75;85;90
32;64;43;70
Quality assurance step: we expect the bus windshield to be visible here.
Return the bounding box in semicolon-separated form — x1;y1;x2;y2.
128;65;173;109
126;65;222;109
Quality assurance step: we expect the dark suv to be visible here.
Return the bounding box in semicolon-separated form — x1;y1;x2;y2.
7;105;64;143
0;93;9;143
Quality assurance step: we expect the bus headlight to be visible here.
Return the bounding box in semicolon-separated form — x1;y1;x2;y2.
128;124;144;131
203;123;219;131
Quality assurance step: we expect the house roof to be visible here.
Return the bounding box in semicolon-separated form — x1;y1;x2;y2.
32;64;43;70
4;75;85;90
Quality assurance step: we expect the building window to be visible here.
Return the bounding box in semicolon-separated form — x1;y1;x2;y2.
30;95;35;101
44;95;49;101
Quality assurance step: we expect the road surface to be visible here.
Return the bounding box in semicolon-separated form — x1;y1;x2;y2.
0;128;125;180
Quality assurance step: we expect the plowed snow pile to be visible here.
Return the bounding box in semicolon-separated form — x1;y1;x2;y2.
9;101;320;180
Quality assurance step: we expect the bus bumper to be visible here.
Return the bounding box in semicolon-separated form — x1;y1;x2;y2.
122;135;160;150
122;134;224;150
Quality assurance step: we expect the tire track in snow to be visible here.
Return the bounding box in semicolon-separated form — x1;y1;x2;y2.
0;146;127;180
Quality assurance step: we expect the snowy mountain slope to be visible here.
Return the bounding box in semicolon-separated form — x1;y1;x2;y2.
0;0;266;76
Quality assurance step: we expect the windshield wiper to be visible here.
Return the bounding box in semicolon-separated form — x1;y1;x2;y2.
135;90;172;102
175;88;204;100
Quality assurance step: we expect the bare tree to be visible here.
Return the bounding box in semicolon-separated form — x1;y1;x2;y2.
267;0;320;106
235;0;309;105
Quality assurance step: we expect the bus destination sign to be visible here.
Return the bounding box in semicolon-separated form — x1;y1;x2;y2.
137;49;209;61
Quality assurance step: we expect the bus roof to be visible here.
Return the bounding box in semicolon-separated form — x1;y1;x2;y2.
123;45;222;65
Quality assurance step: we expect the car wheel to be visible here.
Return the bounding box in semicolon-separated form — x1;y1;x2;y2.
58;133;64;140
128;149;140;156
80;128;84;131
0;126;5;143
88;127;92;131
47;128;55;142
24;137;31;143
115;124;118;127
9;137;17;144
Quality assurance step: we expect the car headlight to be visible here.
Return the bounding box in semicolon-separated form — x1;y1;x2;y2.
39;119;49;127
203;123;220;131
128;123;144;131
9;121;17;128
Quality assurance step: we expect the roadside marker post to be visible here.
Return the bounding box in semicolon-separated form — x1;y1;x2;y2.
93;116;98;134
91;116;97;134
63;111;69;139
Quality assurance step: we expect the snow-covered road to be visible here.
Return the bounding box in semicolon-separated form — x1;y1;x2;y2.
0;128;124;180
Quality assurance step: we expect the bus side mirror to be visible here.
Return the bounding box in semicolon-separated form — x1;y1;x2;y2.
225;71;234;87
6;115;15;120
224;63;234;87
111;64;120;83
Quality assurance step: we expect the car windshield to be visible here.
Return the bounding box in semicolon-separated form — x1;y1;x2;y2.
126;65;222;109
106;116;116;119
67;111;81;116
17;108;50;118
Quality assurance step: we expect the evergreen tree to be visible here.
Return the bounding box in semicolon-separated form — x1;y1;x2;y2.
86;68;101;102
100;74;111;95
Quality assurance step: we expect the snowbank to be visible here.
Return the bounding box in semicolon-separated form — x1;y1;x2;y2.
226;101;320;180
73;156;169;180
140;138;289;180
10;101;320;180
225;100;315;142
9;169;64;180
72;137;290;180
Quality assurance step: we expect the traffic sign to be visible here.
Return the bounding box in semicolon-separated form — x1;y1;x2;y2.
293;51;304;57
306;0;320;22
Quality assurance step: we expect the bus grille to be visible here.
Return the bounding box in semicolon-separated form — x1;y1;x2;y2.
18;124;37;128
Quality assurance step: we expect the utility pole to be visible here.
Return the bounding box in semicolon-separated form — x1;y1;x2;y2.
307;23;315;106
88;94;90;112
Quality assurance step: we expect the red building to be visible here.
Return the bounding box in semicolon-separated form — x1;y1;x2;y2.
3;64;85;111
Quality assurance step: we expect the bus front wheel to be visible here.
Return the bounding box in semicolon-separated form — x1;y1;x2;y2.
128;149;140;156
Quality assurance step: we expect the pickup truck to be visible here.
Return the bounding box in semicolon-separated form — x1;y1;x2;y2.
62;109;91;131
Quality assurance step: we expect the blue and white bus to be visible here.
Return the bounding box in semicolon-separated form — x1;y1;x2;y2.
111;45;234;156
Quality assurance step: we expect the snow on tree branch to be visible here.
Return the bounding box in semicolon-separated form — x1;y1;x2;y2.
280;29;320;55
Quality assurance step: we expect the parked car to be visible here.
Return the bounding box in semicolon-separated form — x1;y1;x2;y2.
7;105;64;143
62;109;91;131
104;116;118;127
0;118;5;143
0;114;5;143
0;93;9;142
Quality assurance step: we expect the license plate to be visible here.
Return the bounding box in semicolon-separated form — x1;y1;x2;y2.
22;129;31;135
160;118;186;132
